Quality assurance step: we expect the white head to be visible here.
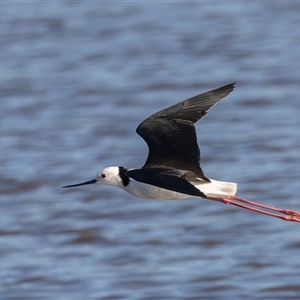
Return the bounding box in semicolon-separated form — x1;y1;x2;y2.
62;166;123;189
96;166;123;187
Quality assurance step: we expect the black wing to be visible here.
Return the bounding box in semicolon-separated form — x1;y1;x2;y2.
136;83;235;179
126;168;206;198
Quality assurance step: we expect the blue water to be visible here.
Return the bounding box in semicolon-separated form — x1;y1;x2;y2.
1;2;300;299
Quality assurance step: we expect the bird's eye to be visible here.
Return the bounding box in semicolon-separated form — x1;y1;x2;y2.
101;173;106;178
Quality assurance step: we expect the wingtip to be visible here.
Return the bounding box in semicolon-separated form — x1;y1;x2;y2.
218;82;236;95
225;82;236;89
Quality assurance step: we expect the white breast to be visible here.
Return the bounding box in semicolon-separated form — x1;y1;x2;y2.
122;179;191;200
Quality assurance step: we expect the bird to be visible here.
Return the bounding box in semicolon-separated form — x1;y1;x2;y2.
63;83;237;200
63;83;300;223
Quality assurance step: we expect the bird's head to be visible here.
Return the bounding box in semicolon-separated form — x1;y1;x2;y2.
62;166;122;188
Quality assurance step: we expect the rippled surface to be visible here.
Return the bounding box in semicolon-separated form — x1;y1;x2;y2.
1;3;300;299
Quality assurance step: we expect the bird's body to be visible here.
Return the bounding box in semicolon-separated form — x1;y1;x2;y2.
125;176;237;200
64;83;238;199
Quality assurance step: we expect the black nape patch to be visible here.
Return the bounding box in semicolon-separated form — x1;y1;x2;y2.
118;166;130;187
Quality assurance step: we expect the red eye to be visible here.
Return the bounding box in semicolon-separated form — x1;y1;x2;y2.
101;173;106;178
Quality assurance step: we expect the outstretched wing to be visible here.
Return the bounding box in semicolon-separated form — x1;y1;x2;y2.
136;83;235;179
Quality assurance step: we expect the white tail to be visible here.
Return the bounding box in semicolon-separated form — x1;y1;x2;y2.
196;179;238;198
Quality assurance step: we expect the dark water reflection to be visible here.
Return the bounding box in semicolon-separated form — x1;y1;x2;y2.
1;2;300;299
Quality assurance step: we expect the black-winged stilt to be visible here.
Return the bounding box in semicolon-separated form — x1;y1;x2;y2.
63;84;300;223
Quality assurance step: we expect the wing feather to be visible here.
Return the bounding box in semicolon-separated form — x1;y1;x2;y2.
136;83;235;178
126;168;206;198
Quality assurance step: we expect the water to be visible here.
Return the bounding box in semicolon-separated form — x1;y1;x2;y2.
1;2;300;299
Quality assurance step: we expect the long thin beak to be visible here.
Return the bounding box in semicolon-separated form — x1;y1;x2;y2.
62;179;97;188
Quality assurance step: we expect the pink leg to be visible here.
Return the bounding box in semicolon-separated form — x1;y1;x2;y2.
205;195;300;223
230;195;300;217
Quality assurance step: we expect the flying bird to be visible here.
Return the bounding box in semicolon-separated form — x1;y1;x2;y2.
63;84;300;223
